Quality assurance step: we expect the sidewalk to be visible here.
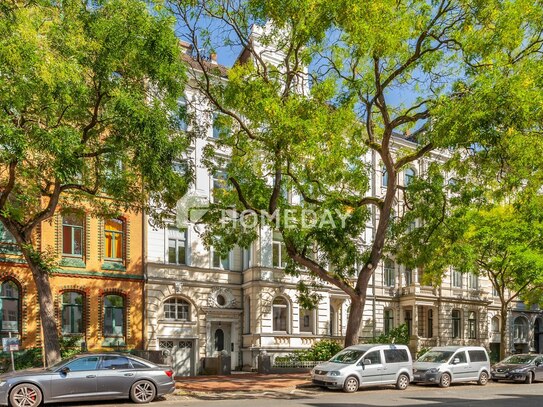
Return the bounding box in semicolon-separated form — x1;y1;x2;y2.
175;372;312;393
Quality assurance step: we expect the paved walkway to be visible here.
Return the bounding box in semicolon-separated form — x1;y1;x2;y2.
176;372;312;393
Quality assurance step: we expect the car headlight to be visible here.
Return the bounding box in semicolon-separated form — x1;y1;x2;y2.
328;371;341;376
428;368;439;373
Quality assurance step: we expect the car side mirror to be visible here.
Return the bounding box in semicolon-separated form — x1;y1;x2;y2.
60;366;70;375
364;359;372;365
536;361;542;367
451;358;460;365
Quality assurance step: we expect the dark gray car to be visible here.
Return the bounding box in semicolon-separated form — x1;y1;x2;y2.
0;353;175;407
491;354;543;384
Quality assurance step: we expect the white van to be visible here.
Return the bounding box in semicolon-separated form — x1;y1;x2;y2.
413;346;490;388
311;344;414;393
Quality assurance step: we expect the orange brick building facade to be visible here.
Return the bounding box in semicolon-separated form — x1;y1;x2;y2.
0;209;144;352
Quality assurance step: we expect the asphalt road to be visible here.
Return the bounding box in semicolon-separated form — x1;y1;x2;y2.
48;381;542;407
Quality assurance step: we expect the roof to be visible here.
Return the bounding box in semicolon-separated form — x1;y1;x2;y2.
181;53;229;78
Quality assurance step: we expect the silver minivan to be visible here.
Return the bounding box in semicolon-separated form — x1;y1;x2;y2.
311;344;413;392
413;346;490;388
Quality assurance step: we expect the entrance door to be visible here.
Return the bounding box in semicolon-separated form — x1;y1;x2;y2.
173;340;194;377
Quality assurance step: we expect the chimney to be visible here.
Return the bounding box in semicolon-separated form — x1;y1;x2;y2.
210;52;218;64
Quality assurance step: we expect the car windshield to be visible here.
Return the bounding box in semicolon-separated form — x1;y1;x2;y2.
417;351;454;363
502;355;536;365
329;349;365;364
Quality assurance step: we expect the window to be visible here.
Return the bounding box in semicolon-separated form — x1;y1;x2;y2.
61;292;83;334
491;316;500;333
173;97;188;132
384;349;409;363
513;317;528;341
272;232;287;268
167;226;187;265
62;213;84;257
383;260;395;287
384;309;394;334
364;350;382;365
100;355;131;370
427;309;433;338
468;350;488;362
381;166;388;188
104;219;123;261
273;297;288;332
212;170;228;202
64;356;99;372
452;309;462;339
404;309;412;336
300;309;314;333
468;273;478;289
452;351;467;364
404;167;415;186
103;295;124;337
244;297;251;334
212;112;221;138
0;221;18;254
214;328;224;351
0;280;19;333
452;269;462;288
164;298;190;321
212;249;230;270
404;268;412;286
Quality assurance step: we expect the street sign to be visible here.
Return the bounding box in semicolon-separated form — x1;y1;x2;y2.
2;337;19;351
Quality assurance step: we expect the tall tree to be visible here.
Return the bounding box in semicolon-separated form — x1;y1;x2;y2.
0;0;189;365
171;0;543;346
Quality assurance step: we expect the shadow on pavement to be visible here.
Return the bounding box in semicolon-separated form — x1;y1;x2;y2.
303;393;543;407
181;389;319;401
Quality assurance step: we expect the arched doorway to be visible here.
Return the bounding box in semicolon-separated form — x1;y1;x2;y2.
214;328;224;352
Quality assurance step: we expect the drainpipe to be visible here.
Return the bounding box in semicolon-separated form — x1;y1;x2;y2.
142;207;147;351
371;149;377;340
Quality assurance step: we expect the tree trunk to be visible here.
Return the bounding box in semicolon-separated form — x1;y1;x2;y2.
500;305;508;361
22;250;61;366
344;295;365;347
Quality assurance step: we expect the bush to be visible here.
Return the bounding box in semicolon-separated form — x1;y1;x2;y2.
283;339;343;363
373;324;410;345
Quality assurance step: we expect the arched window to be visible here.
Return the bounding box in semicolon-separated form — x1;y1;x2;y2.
104;219;124;261
164;298;190;321
272;297;289;332
0;280;19;334
103;295;124;337
404;168;415;186
513;317;528;341
491;316;500;333
62;212;84;257
61;292;84;334
452;309;462;339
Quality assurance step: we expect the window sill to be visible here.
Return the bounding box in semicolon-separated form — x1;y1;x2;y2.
158;319;196;325
102;261;126;272
60;257;86;268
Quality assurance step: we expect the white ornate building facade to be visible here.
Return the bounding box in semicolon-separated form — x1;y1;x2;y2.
143;29;543;376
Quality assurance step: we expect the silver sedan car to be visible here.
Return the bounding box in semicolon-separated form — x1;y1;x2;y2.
0;353;175;407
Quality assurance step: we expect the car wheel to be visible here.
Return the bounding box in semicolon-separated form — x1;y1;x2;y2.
130;380;157;404
439;373;451;388
525;372;533;384
342;376;359;393
478;371;489;386
396;373;410;390
9;383;42;407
